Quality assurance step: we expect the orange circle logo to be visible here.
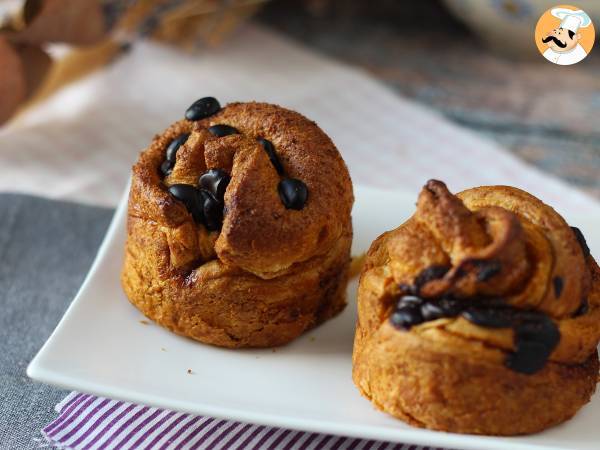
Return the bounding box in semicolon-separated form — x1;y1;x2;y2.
535;4;595;65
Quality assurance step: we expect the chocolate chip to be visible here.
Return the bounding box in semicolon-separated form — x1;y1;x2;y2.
478;297;508;308
475;260;502;282
513;310;547;322
199;169;230;201
168;184;203;223
454;266;467;279
185;97;221;121
462;307;513;328
165;133;190;162
505;315;560;375
257;138;284;175
573;298;589;317
420;302;446;321
168;184;197;207
571;226;590;257
505;340;550;375
397;295;423;308
199;190;223;231
438;297;465;316
208;124;239;137
414;265;450;290
553;276;563;298
398;283;416;295
390;305;424;330
278;178;308;210
160;160;173;177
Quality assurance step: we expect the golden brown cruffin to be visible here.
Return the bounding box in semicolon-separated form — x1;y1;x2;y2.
353;179;600;435
121;101;353;348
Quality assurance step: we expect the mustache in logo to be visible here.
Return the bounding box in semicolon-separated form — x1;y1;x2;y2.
542;35;567;48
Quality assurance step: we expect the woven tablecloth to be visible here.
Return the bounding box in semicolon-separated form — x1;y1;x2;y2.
2;24;599;450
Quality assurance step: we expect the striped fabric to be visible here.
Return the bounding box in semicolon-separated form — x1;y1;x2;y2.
41;393;441;450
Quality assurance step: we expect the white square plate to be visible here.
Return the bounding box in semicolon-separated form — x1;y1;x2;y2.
28;185;600;450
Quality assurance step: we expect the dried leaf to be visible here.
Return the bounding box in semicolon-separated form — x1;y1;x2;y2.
23;39;121;111
23;0;44;25
0;37;27;125
150;1;264;49
18;44;52;99
14;0;108;45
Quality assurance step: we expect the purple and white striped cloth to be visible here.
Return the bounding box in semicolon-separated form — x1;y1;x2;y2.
40;393;446;450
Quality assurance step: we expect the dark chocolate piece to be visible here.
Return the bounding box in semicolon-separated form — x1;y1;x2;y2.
278;178;308;210
185;97;221;121
160;160;173;177
571;226;590;257
475;260;502;282
420;302;446;321
199;169;230;201
168;184;203;223
478;297;508;308
199;190;223;231
462;307;513;328
505;314;560;375
505;340;549;375
390;294;561;375
397;295;423;308
165;133;190;162
573;298;589;317
414;265;450;290
390;305;424;330
257;138;285;175
208;124;239;137
398;283;416;295
437;297;465;316
553;276;564;298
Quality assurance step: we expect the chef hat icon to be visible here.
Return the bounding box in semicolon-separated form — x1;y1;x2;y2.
551;8;592;33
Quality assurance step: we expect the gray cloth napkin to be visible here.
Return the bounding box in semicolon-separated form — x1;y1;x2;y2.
0;194;113;449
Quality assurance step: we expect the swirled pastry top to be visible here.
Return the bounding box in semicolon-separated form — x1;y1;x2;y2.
128;101;353;279
360;180;600;366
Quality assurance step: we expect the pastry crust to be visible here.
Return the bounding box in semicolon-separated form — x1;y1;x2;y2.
353;180;600;435
121;102;353;348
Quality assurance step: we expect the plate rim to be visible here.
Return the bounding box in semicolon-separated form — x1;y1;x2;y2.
26;183;595;450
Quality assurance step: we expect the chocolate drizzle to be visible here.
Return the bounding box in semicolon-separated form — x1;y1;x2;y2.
474;260;502;282
462;306;513;328
390;266;561;375
505;313;560;374
553;276;564;298
573;298;589;317
413;265;450;292
571;226;590;258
